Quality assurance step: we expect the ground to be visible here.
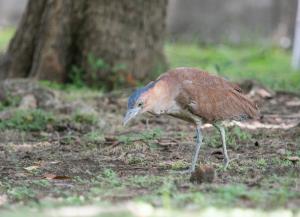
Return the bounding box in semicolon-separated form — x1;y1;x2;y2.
0;29;299;216
0;81;299;217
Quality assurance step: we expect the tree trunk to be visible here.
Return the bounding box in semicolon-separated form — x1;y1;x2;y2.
0;0;168;89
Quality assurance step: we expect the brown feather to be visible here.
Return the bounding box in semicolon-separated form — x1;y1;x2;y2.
157;68;259;123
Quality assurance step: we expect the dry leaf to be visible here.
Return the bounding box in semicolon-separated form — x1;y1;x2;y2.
43;173;71;180
285;156;300;162
24;165;40;171
49;161;60;165
126;73;136;86
104;136;117;142
0;194;8;206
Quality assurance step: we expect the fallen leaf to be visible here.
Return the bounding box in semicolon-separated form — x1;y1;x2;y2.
256;88;273;99
0;194;7;206
285;156;300;162
49;161;61;165
126;73;136;86
15;172;27;177
104;136;117;142
43;173;71;180
24;165;40;171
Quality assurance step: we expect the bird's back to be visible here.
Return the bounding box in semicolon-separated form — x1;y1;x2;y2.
158;68;259;123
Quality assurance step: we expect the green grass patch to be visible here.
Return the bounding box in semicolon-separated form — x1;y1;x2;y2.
0;28;14;51
0;109;53;131
83;131;104;143
1;28;299;92
72;111;98;125
206;126;252;149
0;96;21;112
165;43;300;92
117;128;163;144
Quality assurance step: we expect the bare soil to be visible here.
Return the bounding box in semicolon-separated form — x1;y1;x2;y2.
0;84;299;210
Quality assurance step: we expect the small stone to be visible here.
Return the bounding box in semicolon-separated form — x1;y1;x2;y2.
68;101;98;115
190;164;215;184
0;194;8;206
19;94;37;109
0;110;13;120
276;148;286;155
286;156;300;162
77;104;98;115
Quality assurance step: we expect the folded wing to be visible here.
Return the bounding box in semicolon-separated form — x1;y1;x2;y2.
167;68;259;122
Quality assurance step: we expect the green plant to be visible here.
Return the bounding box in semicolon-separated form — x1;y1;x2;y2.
166;43;300;92
226;126;252;149
67;54;129;90
172;192;205;207
127;156;145;165
69;66;85;88
126;175;163;188
31;179;50;187
63;195;85;205
0;96;21;112
0;109;53;131
0;28;15;50
83;131;104;143
117;128;163;144
96;169;122;187
7;186;36;201
88;53;109;77
72;111;97;125
256;158;267;169
88;53;131;89
170;160;189;170
157;180;176;208
214;184;248;205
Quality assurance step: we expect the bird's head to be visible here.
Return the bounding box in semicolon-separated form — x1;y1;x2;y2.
123;81;157;125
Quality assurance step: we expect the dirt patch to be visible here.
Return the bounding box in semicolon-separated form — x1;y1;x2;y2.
0;82;299;210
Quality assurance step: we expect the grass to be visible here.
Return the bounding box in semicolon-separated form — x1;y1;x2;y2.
1;170;298;210
72;111;98;125
0;109;53;131
1;29;300;217
165;42;300;92
1;28;300;92
0;206;299;217
0;27;14;50
117;128;163;145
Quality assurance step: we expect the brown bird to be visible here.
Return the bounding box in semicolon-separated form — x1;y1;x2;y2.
123;67;259;173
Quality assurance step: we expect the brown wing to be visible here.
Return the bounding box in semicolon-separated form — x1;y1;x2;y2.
165;68;258;122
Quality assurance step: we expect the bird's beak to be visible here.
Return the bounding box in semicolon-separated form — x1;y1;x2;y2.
123;107;141;126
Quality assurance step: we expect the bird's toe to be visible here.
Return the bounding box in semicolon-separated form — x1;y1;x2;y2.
223;159;229;170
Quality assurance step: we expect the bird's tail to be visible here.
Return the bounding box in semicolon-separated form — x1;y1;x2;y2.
231;90;260;120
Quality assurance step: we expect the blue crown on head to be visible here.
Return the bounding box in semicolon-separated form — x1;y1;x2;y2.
127;81;157;109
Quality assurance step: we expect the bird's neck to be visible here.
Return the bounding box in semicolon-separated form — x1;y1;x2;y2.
145;79;178;115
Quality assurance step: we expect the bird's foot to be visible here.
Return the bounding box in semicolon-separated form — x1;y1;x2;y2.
223;159;229;170
223;157;238;170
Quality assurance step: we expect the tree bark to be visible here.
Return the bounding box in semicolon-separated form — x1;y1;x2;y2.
0;0;168;89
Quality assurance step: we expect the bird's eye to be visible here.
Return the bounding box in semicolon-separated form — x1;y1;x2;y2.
137;102;143;107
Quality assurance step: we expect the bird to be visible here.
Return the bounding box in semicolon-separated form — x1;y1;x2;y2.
123;67;259;173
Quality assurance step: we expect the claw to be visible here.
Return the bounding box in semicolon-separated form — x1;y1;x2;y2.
223;159;229;170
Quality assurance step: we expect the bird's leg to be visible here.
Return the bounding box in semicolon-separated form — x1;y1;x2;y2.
213;124;229;168
189;124;203;173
